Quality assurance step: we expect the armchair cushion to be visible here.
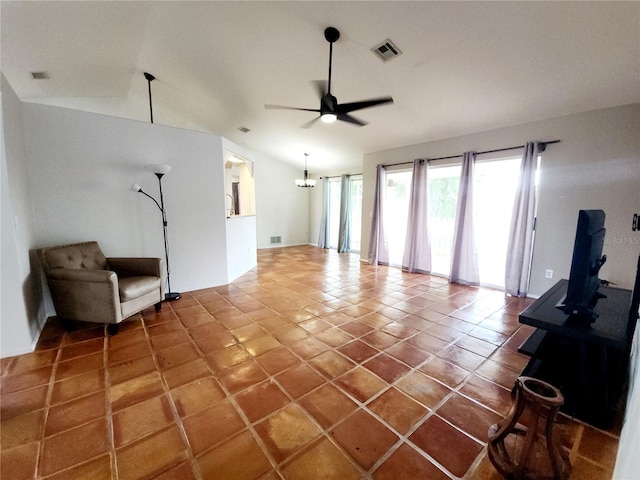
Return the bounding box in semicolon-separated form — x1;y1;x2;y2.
119;276;162;302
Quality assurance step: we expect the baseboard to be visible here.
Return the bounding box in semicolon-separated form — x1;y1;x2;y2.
1;333;40;359
258;242;312;249
0;312;48;359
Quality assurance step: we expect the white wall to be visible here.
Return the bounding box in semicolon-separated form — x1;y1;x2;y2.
254;152;310;248
22;103;230;299
1;76;44;357
360;104;640;294
1;89;315;358
226;215;258;281
530;106;639;294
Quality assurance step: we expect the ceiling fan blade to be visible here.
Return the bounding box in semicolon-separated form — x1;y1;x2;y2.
337;113;367;127
336;96;394;114
266;27;389;128
265;104;321;113
312;80;328;99
300;116;322;129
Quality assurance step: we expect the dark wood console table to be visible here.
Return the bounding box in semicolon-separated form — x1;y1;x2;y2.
518;279;634;428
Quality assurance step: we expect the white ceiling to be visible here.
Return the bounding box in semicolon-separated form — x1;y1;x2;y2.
2;1;639;173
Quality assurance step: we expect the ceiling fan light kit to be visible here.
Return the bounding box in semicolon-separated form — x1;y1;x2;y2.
321;113;337;123
265;26;393;128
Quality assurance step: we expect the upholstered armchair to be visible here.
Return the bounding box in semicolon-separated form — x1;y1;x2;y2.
38;241;163;333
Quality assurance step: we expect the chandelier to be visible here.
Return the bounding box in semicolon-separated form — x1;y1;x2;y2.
295;153;316;188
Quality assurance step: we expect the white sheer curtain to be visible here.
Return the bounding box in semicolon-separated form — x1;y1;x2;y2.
338;174;352;253
450;151;479;286
505;141;540;296
402;159;431;273
367;165;389;265
317;177;330;248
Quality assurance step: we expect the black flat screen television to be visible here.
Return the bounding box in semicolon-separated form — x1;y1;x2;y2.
557;209;607;322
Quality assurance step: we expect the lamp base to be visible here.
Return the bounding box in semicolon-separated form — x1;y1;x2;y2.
165;292;181;302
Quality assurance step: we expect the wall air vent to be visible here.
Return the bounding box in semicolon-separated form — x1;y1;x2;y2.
270;236;282;245
371;39;402;62
31;71;50;80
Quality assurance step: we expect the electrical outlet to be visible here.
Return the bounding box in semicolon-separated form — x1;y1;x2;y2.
545;269;553;279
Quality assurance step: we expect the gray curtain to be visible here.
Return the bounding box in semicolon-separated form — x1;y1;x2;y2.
505;141;540;296
402;159;431;273
367;164;389;265
338;174;352;253
317;177;330;248
450;151;479;286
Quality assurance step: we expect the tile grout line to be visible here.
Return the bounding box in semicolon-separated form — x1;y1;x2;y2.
219;287;390;479
140;305;204;479
237;258;514;478
191;288;381;478
231;286;481;477
103;325;118;480
179;293;291;479
34;333;64;480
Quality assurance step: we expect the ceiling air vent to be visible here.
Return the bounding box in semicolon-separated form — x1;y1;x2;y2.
31;71;50;80
371;39;402;63
238;126;251;133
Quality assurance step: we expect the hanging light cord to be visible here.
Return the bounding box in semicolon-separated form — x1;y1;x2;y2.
144;72;155;124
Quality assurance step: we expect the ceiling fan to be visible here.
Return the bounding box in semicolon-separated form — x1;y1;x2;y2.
265;27;393;127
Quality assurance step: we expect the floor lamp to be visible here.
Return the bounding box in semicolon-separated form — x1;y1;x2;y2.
132;163;181;301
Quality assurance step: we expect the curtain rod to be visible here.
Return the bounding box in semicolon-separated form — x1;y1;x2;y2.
382;139;561;168
319;173;363;179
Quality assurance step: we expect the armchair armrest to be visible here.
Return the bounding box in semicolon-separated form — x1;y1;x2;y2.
44;268;122;324
107;257;162;278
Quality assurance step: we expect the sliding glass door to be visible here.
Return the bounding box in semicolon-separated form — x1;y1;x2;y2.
349;177;363;252
328;175;363;252
378;155;533;290
329;178;341;249
428;165;460;276
474;157;522;288
383;170;412;266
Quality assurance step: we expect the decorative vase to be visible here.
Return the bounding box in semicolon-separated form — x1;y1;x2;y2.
488;376;571;480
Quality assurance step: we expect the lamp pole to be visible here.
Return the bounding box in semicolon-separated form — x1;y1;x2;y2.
132;164;181;301
154;172;180;301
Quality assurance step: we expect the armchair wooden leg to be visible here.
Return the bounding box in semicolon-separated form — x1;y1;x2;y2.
60;318;73;331
107;323;119;336
154;302;162;312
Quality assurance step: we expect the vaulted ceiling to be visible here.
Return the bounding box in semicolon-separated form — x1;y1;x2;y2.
2;1;639;173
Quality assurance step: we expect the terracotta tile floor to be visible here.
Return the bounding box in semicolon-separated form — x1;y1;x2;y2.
0;246;623;479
